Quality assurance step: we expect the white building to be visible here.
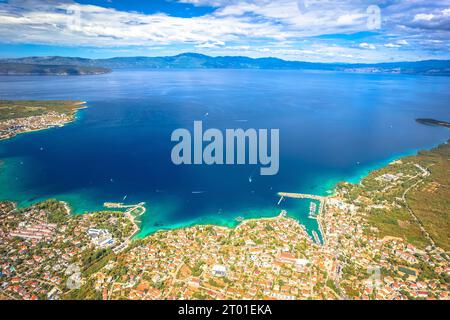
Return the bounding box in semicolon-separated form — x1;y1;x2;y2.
212;264;227;277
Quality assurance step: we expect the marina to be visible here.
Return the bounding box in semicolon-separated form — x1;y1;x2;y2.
308;201;317;219
277;192;326;217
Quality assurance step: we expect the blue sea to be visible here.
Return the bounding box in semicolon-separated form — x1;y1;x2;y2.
0;69;449;238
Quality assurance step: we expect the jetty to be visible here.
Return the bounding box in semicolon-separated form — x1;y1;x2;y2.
277;192;325;201
277;192;326;215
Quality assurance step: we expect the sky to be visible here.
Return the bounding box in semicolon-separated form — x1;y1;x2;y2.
0;0;449;62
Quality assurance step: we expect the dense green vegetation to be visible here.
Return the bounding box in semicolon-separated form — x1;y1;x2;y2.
33;199;69;224
191;261;205;277
80;248;113;277
0;100;84;121
406;143;450;251
353;140;450;250
367;207;427;248
87;211;135;240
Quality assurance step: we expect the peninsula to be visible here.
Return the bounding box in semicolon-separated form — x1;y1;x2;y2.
0;100;87;140
416;118;450;129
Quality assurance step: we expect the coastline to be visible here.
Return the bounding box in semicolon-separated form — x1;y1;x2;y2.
2;130;447;301
136;138;449;242
145;209;317;249
0;99;448;243
0;101;88;141
1;138;448;244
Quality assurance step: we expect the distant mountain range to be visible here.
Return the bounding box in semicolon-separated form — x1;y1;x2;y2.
1;53;450;76
0;63;110;75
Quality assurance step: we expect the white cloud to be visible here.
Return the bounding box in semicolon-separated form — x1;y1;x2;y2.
212;41;404;63
0;1;285;47
413;13;435;22
385;39;409;48
359;42;376;50
337;13;366;26
384;43;400;48
0;0;378;50
196;40;225;48
0;0;449;62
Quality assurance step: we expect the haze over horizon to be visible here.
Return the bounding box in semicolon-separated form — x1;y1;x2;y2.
0;0;449;63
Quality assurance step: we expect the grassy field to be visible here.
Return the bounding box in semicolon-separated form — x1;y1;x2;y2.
0;100;85;121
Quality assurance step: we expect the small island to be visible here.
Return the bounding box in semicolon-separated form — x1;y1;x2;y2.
0;100;87;140
416;118;450;129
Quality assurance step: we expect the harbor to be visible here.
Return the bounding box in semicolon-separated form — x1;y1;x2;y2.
277;192;326;216
277;192;327;245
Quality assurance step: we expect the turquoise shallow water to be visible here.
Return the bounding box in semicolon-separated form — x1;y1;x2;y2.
0;70;449;239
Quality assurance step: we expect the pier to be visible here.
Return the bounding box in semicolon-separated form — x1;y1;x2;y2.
277;192;325;202
104;202;146;216
277;192;327;215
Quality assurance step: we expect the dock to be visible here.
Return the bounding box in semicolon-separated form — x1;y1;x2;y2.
104;202;145;209
277;192;327;215
277;192;325;202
